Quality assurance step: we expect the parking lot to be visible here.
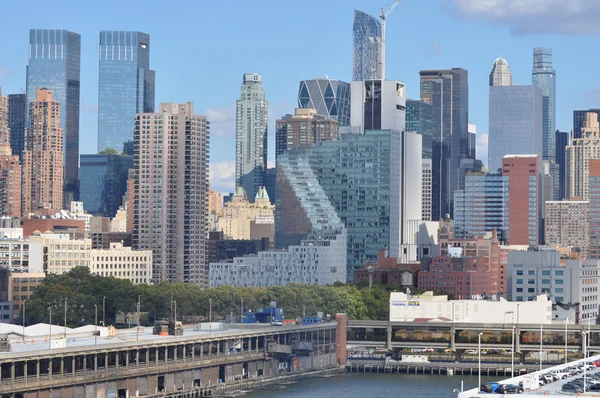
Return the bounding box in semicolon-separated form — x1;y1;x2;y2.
527;366;600;395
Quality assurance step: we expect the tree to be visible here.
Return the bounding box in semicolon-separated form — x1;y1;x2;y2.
98;148;120;155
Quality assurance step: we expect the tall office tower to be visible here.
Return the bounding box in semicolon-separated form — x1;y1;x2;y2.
589;159;600;259
133;103;209;285
489;57;512;87
566;113;600;201
488;85;543;173
0;89;21;217
291;129;421;280
235;73;268;202
468;123;477;160
7;94;25;159
545;200;589;257
79;153;133;217
98;31;155;152
419;68;471;219
353;10;382;81
406;99;434;159
454;172;509;241
264;167;276;205
350;80;406;132
275;108;338;159
422;159;432;221
22;88;64;215
555;130;570;199
503;155;540;247
574;109;600;139
532;47;558;200
26;29;80;204
298;78;351;127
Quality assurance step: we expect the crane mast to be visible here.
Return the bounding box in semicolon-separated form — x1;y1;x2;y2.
380;0;401;80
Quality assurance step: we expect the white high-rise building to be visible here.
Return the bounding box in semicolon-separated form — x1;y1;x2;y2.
350;80;406;133
566;112;600;201
489;57;512;87
235;73;268;202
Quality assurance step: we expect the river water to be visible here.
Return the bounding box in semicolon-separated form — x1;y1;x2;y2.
243;373;495;398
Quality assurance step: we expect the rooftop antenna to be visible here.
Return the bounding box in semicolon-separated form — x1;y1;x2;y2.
380;0;402;80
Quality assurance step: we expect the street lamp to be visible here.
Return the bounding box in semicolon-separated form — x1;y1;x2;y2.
511;326;516;378
94;304;98;345
102;296;106;327
478;332;483;389
137;295;141;342
48;307;52;349
565;318;569;364
583;331;587;393
540;324;543;372
240;297;244;324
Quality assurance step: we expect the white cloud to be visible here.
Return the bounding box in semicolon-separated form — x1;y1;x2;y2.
82;99;98;114
209;160;236;193
476;133;489;167
442;0;600;35
0;68;12;78
206;104;236;138
585;87;600;101
425;42;444;57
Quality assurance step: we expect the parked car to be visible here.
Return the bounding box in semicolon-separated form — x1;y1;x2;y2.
480;382;502;393
550;369;569;379
562;383;583;393
500;384;524;394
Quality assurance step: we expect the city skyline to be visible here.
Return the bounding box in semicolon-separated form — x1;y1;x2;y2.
1;1;599;192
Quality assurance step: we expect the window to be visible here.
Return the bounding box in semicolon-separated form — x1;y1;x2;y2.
528;288;535;293
555;270;564;276
516;288;523;293
556;279;564;285
528;270;536;276
541;271;550;276
528;279;535;284
516;270;524;276
516;296;524;302
516;279;523;284
541;279;550;284
556;297;564;302
555;288;564;293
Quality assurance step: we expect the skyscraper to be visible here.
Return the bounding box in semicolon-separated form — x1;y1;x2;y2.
420;68;471;220
0;89;21;218
406;99;434;159
275;108;338;159
574;109;600;140
7;94;25;159
353;10;382;81
489;57;512;87
566;113;600;201
532;48;556;162
22;88;64;215
350;80;406;132
98;31;155;152
488;85;543;173
133;103;209;285
298;78;350;127
545;200;588;257
79;154;133;217
555;130;570;200
588;159;600;259
235;73;268;202
26;29;80;204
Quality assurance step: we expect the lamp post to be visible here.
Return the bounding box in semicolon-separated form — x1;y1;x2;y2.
64;298;67;338
240;297;244;324
137;295;141;342
540;324;543;372
94;304;98;345
209;298;212;323
511;325;516;377
478;332;483;389
48;307;52;349
583;331;587;393
102;296;106;327
22;302;25;342
565;318;568;364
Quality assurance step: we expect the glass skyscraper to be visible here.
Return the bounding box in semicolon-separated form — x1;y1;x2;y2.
98;31;155;153
298;79;350;127
7;94;26;158
79;154;133;217
488;85;543;173
353;10;382;81
532;48;556;163
555;130;570;200
26;29;81;203
406;99;434;159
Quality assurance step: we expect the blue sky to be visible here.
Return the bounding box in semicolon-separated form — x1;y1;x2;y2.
1;0;599;192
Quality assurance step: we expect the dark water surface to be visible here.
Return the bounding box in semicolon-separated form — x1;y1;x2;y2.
243;373;495;398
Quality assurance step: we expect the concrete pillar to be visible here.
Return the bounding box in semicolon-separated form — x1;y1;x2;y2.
386;324;392;350
145;349;149;366
71;357;75;375
450;325;456;351
519;351;527;365
182;345;186;361
515;327;521;354
36;360;40;381
11;362;14;383
125;351;129;367
155;348;159;367
94;354;98;373
60;356;64;376
455;349;465;363
49;359;53;380
24;361;27;381
136;350;139;367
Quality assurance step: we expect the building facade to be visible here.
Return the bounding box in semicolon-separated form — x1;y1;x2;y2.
79;154;133;218
406;99;434;159
22;88;64;215
488;85;543;173
98;31;155;153
275;108;338;158
352;10;382;81
532;48;556;167
7;93;25;159
350;80;406;133
297;78;350;127
133;103;209;285
208;190;223;217
218;187;274;241
544;200;589;257
26;29;80;203
555;130;570;200
566;112;600;201
235;73;268;202
574;109;600;140
88;242;152;285
489;57;512;87
207;231;269;265
420;68;471;220
0;89;21;218
9;272;45;320
422;159;432;221
589;159;600;260
418;255;494;298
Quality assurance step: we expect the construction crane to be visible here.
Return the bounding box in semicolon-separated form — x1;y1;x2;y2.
380;0;401;80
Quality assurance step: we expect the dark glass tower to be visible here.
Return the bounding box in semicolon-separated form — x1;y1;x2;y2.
26;29;81;203
406;99;434;159
420;68;472;220
79;154;133;217
532;48;556;163
7;94;26;158
98;31;155;153
298;78;350;127
352;10;382;81
555;130;569;200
